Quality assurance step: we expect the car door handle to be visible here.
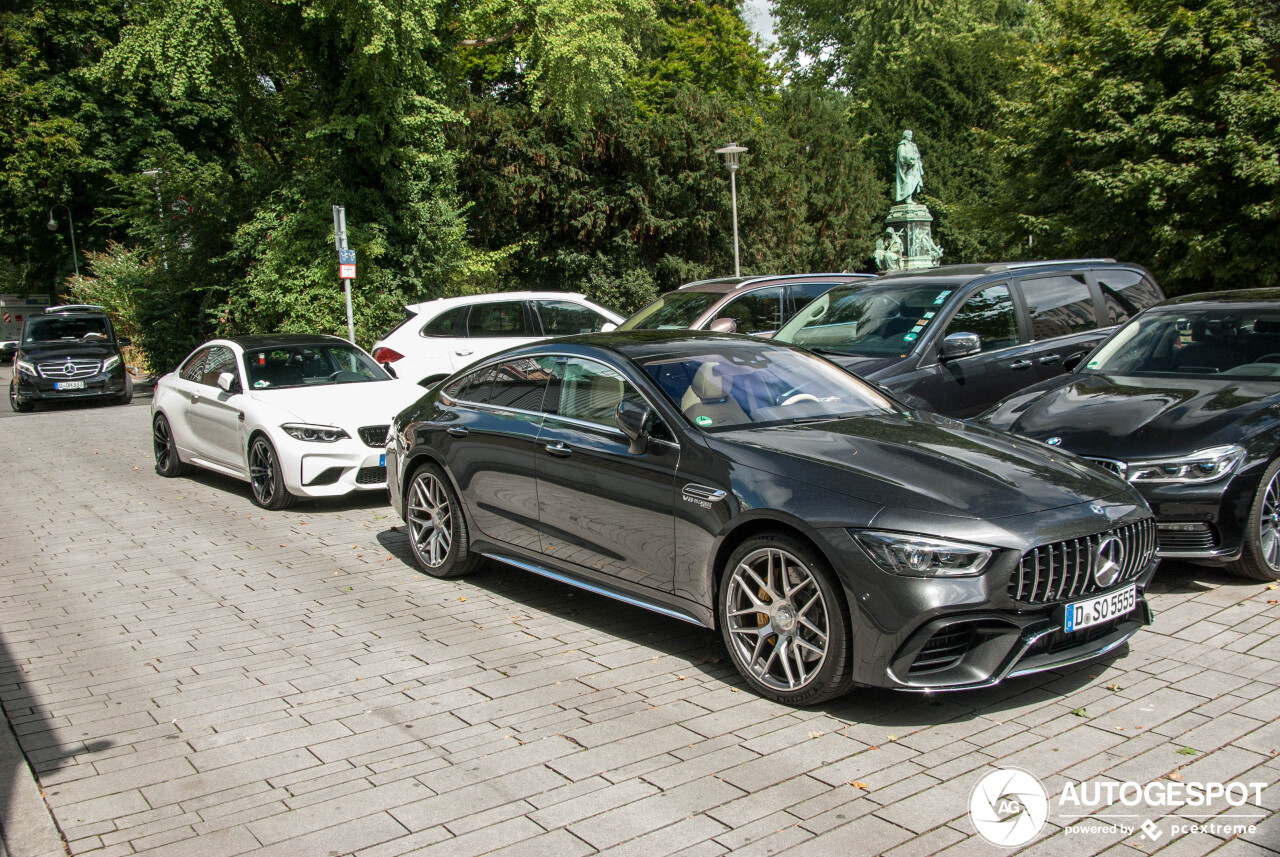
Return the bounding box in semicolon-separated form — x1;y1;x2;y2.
1038;354;1061;365
1009;360;1033;371
454;350;473;357
447;427;469;438
545;442;572;457
191;392;201;402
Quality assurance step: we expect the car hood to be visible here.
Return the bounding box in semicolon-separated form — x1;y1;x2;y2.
248;380;423;430
818;352;912;380
19;342;119;362
710;411;1129;519
978;373;1280;459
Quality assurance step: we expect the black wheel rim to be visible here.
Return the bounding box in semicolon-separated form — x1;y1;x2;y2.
153;419;172;469
1261;469;1280;571
726;547;831;692
249;440;275;503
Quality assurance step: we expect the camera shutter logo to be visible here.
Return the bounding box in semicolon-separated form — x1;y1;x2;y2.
1092;534;1125;588
969;767;1049;847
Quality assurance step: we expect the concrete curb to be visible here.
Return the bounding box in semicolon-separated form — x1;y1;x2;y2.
0;706;65;857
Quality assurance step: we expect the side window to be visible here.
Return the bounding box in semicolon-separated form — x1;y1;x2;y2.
488;358;554;410
179;347;211;382
466;302;532;338
1097;269;1164;324
544;357;633;427
1019;274;1098;340
447;365;500;404
200;346;239;387
536;300;608;336
716;287;786;335
947;285;1019;352
420;306;464;337
789;283;837;315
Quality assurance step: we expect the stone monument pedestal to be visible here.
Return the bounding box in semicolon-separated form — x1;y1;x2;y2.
886;203;939;270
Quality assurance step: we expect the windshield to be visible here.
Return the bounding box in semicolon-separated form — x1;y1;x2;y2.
639;343;897;429
618;291;722;331
1084;307;1280;379
23;315;112;344
243;343;390;389
775;283;955;356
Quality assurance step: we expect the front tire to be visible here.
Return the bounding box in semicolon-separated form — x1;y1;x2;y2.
116;374;134;405
405;464;478;578
1228;458;1280;581
248;436;295;510
9;379;32;413
153;414;188;477
719;533;853;705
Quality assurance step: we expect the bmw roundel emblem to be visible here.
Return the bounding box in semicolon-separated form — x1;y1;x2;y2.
1047;437;1062;446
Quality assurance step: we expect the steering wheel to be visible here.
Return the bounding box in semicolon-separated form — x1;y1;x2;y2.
1255;353;1280;364
780;392;822;407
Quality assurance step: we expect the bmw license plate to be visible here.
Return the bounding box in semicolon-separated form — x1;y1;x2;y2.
1064;584;1137;633
379;453;386;466
55;380;85;390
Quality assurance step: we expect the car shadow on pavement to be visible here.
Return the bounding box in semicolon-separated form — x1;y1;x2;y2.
172;466;391;513
1149;559;1265;595
374;526;1109;727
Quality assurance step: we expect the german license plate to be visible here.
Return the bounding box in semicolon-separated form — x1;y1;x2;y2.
55;380;85;390
379;453;386;466
1064;584;1136;633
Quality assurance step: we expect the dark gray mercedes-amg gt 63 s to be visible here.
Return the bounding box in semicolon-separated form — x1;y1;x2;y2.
386;331;1157;705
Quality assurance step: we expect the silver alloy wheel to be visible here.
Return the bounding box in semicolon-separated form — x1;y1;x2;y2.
249;439;276;504
408;471;453;568
154;418;173;469
725;547;831;692
1261;469;1280;571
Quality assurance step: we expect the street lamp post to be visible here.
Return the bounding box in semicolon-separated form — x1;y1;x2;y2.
46;203;79;278
142;169;168;270
715;143;748;277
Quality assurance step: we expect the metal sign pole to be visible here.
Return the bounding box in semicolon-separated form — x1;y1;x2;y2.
332;205;356;344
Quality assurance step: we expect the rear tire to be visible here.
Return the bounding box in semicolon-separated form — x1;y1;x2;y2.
9;379;32;413
718;532;853;705
1227;458;1280;581
405;464;479;578
248;435;295;510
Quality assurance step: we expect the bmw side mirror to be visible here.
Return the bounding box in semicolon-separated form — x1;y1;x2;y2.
709;318;737;334
217;372;239;394
615;399;652;455
382;362;398;379
940;332;981;360
1063;351;1087;372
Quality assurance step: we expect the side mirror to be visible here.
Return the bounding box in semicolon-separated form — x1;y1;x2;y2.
1063;351;1087;372
600;322;618;333
117;337;132;347
940;332;981;360
708;318;737;334
217;372;239;394
382;362;398;379
614;399;652;455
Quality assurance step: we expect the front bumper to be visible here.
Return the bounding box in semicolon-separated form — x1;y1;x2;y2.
288;441;388;496
1139;477;1256;563
13;368;127;402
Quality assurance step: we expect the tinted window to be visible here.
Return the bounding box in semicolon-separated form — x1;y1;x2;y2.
1020;275;1097;339
1086;308;1280;378
200;346;239;387
536;300;606;336
947;285;1019;352
23;314;111;343
420;306;463;337
179;347;211;383
776;283;959;356
617;290;721;331
790;282;838;314
466;302;531;338
716;287;785;335
451;365;500;403
543;358;634;427
1097;269;1164;324
489;358;554;410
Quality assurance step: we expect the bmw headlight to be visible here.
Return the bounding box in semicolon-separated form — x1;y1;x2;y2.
852;530;993;577
102;354;121;372
15;359;37;378
282;423;349;443
1127;445;1245;484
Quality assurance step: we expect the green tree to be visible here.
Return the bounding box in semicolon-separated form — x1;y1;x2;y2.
988;0;1280;292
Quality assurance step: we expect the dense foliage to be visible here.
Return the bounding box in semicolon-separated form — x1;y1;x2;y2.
1;0;1277;368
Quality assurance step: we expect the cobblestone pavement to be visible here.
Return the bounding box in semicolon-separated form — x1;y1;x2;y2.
1;401;1279;857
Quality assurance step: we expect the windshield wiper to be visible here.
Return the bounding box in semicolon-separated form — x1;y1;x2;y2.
807;347;852;357
792;413;860;424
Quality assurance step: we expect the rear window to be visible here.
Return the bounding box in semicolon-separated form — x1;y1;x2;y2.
420;306;463;337
1097;269;1165;325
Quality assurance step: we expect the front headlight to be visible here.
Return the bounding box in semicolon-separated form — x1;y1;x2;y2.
102;354;121;372
852;530;994;577
1127;445;1245;484
282;423;350;443
15;359;37;378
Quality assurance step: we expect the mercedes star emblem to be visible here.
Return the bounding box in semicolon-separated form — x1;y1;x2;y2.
1092;534;1126;587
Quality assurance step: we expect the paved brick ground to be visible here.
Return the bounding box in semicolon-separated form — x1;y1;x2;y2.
1;400;1279;856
